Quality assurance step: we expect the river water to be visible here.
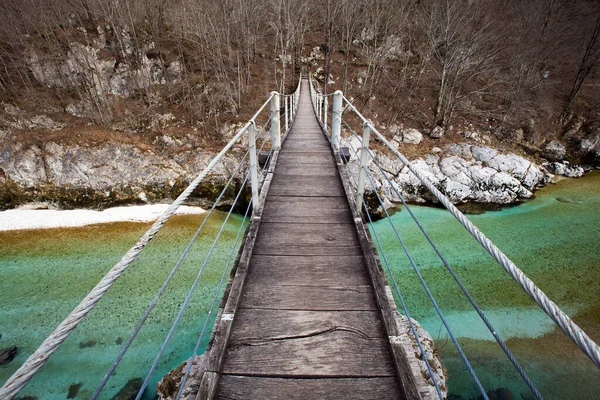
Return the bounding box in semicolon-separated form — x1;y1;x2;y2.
373;172;600;399
0;173;599;399
0;212;248;399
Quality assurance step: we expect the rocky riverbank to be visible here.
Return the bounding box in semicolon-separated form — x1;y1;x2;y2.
345;141;586;215
0;129;245;211
0;126;588;215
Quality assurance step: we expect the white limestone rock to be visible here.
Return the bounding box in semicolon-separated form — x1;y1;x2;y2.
351;143;549;208
543;140;566;162
402;128;423;144
543;161;585;178
429;126;444;139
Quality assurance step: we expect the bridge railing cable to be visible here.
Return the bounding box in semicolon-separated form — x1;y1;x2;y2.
341;120;544;400
172;132;277;400
307;76;599;397
0;76;302;400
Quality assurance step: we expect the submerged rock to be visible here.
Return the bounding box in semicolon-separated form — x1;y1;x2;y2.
0;345;18;366
110;377;144;400
79;340;97;349
67;382;83;399
478;387;516;400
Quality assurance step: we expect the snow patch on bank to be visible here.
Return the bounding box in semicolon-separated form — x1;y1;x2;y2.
0;204;206;231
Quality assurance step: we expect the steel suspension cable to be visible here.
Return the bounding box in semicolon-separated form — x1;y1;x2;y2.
345;137;489;399
175;198;253;400
341;95;600;368
342;137;443;400
135;170;252;399
90;131;261;399
134;123;273;397
342;123;543;400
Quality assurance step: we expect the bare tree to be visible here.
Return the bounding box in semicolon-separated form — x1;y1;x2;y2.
566;16;600;111
422;0;502;128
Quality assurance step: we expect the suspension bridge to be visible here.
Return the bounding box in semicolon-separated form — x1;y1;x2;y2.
1;74;599;400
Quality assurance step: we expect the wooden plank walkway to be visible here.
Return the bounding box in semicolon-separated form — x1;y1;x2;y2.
208;80;409;399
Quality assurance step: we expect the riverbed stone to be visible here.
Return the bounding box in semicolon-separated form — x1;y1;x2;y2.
110;377;144;400
0;345;18;366
347;143;549;208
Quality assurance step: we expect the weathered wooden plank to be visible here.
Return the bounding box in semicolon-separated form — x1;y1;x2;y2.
275;160;336;171
241;284;377;310
273;163;339;176
334;150;424;400
221;330;396;376
253;222;360;256
268;175;346;197
261;209;351;223
229;309;385;341
285;135;328;140
247;255;368;286
262;196;352;223
283;141;331;151
277;152;335;164
264;195;350;211
253;244;362;256
216;376;403;400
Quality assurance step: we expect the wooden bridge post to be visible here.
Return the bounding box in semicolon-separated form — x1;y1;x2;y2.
248;122;260;211
356;121;371;212
331;90;343;149
270;91;281;149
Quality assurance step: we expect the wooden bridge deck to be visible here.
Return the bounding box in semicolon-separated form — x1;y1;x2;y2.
199;80;423;399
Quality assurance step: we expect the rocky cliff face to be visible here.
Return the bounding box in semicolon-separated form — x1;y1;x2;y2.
26;26;182;112
0;129;243;210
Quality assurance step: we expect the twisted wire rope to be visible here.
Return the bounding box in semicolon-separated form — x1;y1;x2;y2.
345;137;488;399
342;137;444;400
136;170;251;399
338;94;600;369
90;124;270;399
342;122;543;399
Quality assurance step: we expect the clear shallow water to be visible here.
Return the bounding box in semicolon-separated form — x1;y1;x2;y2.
372;172;600;399
1;174;599;400
0;212;247;399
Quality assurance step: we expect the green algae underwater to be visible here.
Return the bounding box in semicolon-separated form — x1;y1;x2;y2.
1;173;599;399
373;172;600;399
0;211;248;399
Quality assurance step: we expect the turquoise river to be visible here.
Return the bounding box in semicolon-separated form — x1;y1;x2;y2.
1;172;599;399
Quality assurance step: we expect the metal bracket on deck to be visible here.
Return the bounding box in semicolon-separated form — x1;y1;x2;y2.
221;313;234;321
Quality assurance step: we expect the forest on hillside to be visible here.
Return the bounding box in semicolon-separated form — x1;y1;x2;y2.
0;0;598;162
